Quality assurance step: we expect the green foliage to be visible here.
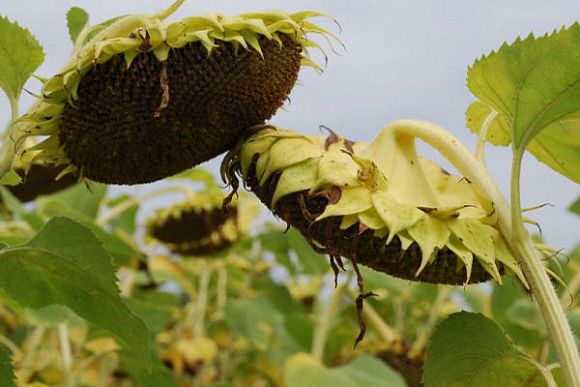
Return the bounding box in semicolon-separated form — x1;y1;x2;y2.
0;171;21;186
0;345;14;387
569;196;580;217
467;24;580;182
0;16;44;103
284;354;407;387
66;6;89;44
423;312;552;387
0;217;151;369
121;353;177;387
0;187;44;230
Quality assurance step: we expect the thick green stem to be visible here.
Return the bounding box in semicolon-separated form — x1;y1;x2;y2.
0;100;21;179
311;279;346;362
510;151;580;386
389;120;579;386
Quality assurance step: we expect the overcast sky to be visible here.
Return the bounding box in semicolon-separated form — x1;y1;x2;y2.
1;0;579;249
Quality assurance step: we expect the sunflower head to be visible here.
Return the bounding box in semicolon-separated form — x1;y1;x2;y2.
2;163;77;203
17;2;338;185
145;190;257;257
223;125;525;285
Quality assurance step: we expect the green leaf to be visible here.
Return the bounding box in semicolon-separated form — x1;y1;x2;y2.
423;312;551;387
467;24;580;182
0;16;44;102
0;187;44;230
37;182;107;219
287;228;329;274
36;197;139;267
0;217;151;369
467;101;580;183
106;194;138;234
225;295;303;366
0;171;21;187
284;354;407;387
0;345;15;387
25;304;85;327
121;352;176;387
491;277;543;349
569;197;580;217
66;7;89;44
169;168;218;188
126;291;179;335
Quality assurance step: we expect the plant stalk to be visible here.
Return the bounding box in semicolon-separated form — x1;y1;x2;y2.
194;261;211;337
389;120;579;386
0;100;21;179
510;151;580;386
409;287;451;357
311;279;346;362
58;324;74;387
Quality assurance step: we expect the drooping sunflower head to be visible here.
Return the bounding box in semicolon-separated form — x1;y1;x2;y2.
17;1;339;185
223;125;525;285
145;190;256;257
1;147;78;203
4;163;78;203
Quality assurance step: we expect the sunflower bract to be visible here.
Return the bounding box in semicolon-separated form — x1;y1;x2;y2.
18;6;337;184
224;126;525;285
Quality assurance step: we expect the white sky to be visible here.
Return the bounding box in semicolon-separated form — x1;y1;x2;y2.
1;0;579;249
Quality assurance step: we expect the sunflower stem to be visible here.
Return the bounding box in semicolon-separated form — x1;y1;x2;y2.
194;261;211;338
388;120;579;387
311;277;346;362
0;99;20;180
509;150;580;386
213;264;228;321
58;324;75;387
409;287;451;357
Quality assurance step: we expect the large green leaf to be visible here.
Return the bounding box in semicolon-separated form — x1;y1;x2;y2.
0;217;151;368
0;16;44;102
466;101;580;182
0;346;14;387
467;24;580;182
423;312;552;387
66;6;89;44
36;197;139;267
37;183;107;219
284;353;407;387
